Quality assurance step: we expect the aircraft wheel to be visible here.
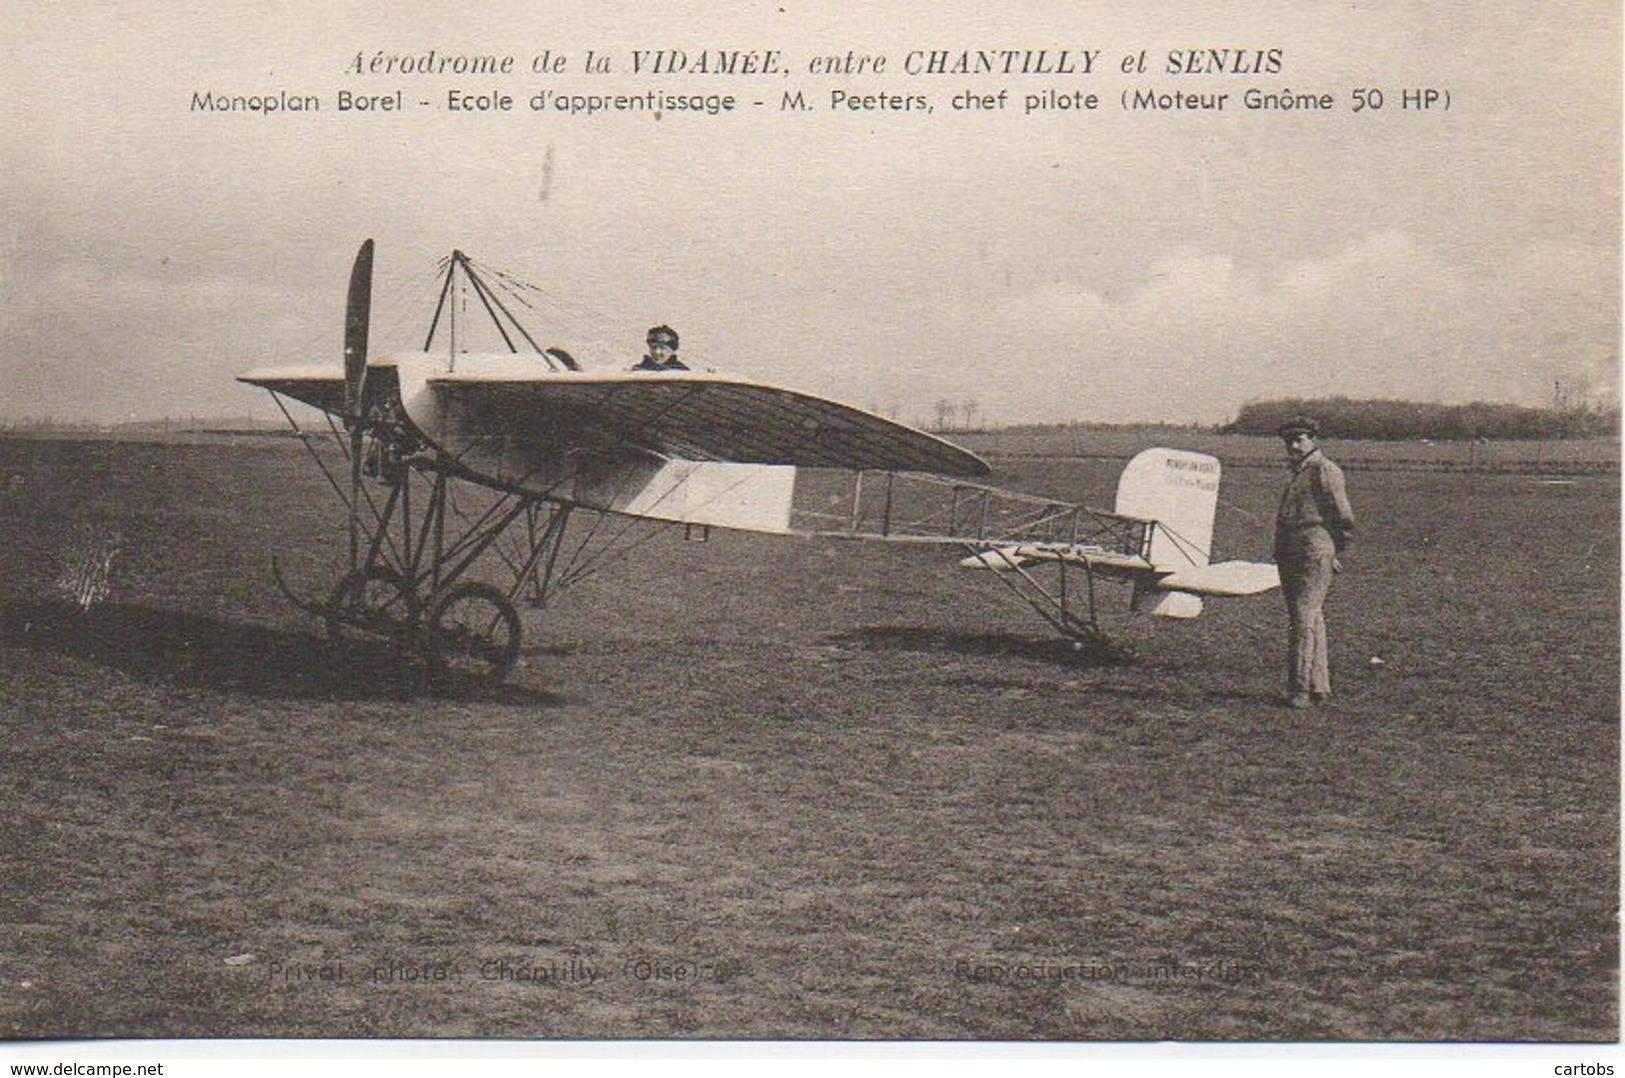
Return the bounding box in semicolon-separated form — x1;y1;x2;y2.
427;581;521;682
324;565;421;642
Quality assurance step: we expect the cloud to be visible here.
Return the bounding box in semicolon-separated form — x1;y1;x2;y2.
972;231;1616;424
3;1;1616;428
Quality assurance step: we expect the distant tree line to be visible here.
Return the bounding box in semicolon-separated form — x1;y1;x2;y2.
929;397;985;432
1222;397;1621;440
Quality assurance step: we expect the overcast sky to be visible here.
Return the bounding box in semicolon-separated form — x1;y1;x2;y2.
4;1;1619;426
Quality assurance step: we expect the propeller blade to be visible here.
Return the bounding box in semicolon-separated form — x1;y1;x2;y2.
343;239;374;422
343;240;374;569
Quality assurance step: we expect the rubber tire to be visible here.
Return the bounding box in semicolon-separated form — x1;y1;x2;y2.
324;565;420;642
426;581;522;682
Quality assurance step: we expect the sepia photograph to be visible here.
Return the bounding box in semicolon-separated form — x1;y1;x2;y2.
2;0;1618;1062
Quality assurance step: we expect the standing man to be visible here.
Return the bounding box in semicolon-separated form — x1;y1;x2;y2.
632;325;688;371
1274;416;1356;709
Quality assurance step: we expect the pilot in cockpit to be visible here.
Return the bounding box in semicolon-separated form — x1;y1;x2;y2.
631;325;689;371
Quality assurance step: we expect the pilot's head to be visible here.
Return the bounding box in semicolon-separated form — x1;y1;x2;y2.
646;325;679;362
1277;415;1319;461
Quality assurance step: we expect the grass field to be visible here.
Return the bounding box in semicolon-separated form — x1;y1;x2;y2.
0;433;1616;1041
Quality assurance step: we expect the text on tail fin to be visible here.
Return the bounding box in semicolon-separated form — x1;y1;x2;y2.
1114;448;1220;570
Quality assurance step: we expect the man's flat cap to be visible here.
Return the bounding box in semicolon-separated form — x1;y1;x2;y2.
1277;415;1320;438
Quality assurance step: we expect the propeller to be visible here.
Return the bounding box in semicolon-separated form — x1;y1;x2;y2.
343;240;375;569
343;239;375;424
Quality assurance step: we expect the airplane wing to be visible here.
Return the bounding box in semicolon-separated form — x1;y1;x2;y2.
419;365;991;478
237;365;346;414
242;358;989;478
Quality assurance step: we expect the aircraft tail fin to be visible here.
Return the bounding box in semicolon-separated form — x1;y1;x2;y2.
1114;448;1220;571
1135;590;1205;618
1115;448;1222;618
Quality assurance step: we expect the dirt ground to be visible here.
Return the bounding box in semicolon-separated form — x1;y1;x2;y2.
0;435;1616;1041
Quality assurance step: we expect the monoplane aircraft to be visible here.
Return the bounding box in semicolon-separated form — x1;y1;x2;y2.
240;241;1278;684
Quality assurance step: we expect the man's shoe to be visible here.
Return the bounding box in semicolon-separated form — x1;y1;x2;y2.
1311;692;1332;705
1283;693;1313;709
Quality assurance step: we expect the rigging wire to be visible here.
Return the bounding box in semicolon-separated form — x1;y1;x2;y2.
466;256;628;366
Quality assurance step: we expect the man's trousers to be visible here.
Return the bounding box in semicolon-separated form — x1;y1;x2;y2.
1275;527;1337;696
